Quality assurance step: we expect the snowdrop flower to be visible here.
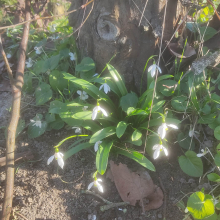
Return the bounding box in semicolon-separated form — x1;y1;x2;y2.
197;149;208;157
50;24;57;32
158;122;178;139
77;90;88;100
30;118;42;128
34;46;42;54
99;83;111;94
25;58;33;68
82;106;88;111
92;105;108;120
72;127;81;133
47;148;64;169
69;52;76;61
6;53;11;58
88;178;103;193
152;142;168;159
94;141;102;152
148;64;162;77
93;73;98;77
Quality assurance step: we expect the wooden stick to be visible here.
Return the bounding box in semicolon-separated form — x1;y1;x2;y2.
1;1;31;219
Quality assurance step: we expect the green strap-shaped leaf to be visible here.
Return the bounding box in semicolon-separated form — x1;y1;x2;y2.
96;140;113;175
64;142;93;160
116;121;128;138
115;148;155;171
188;76;200;111
63;73;115;108
89;126;116;143
107;64;127;96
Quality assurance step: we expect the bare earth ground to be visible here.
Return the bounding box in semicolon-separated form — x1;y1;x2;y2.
0;91;198;220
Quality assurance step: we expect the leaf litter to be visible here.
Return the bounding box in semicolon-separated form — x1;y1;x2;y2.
107;160;164;211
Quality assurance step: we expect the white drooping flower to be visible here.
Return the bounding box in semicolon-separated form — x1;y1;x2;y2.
148;64;162;77
93;73;98;77
197;149;208;157
72;127;81;133
30;118;42;128
82;106;88;111
69;52;76;61
158;122;178;139
77;90;88;100
94;141;102;152
50;24;57;32
25;58;33;68
88;178;104;193
34;46;42;54
47;148;64;169
92;105;108;120
7;53;11;58
99;83;111;94
152;143;168;159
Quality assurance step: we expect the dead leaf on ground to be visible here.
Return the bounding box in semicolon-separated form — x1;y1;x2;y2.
168;42;196;58
107;161;164;211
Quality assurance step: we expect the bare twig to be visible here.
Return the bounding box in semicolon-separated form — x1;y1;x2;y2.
0;151;34;167
1;0;31;219
159;177;167;220
12;210;29;220
81;190;129;211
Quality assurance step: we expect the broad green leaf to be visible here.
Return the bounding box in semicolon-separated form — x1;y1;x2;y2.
64;142;93;160
28;114;47;138
45;113;56;123
44;54;60;71
149;75;174;89
214;154;220;166
127;138;142;146
49;70;68;91
171;96;189;112
211;93;220;104
23;73;33;93
207;173;220;182
214;126;220;140
198;26;217;41
33;60;48;74
127;108;148;116
96;141;113;175
63;73;115;108
72;111;93;120
201;104;211;115
132;129;142;141
116;121;128;138
48;117;64;130
35;82;52;105
115;148;155;171
89;127;116;143
178;151;203;177
76;57;95;72
120;92;139;112
177;132;195;150
107;64;127;96
187;191;215;219
49;100;68;114
198;113;216;124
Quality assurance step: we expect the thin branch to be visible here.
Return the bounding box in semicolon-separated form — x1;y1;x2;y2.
0;36;14;86
1;0;31;219
0;0;94;31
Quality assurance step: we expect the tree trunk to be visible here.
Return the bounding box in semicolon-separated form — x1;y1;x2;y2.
69;0;179;92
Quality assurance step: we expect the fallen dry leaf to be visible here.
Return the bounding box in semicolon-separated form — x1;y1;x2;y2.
107;161;163;211
168;42;196;58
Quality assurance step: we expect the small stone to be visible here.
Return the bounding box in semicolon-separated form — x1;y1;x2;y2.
158;213;163;218
188;178;195;184
27;197;33;203
179;178;186;183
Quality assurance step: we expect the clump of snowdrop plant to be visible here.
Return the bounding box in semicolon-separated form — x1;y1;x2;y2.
47;148;64;169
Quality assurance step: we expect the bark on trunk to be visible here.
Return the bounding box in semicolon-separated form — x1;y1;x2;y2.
69;0;179;93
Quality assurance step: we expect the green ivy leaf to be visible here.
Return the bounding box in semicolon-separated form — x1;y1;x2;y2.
89;127;116;143
131;129;142;141
49;70;68;91
158;80;177;96
35;82;52;105
178;151;203;177
177;132;195;150
96;140;113;175
214;154;220;166
207;173;220;182
44;54;60;71
214;126;220;140
171;96;189;112
116;121;128;138
187;191;215;219
120;92;139;112
76;57;95;72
